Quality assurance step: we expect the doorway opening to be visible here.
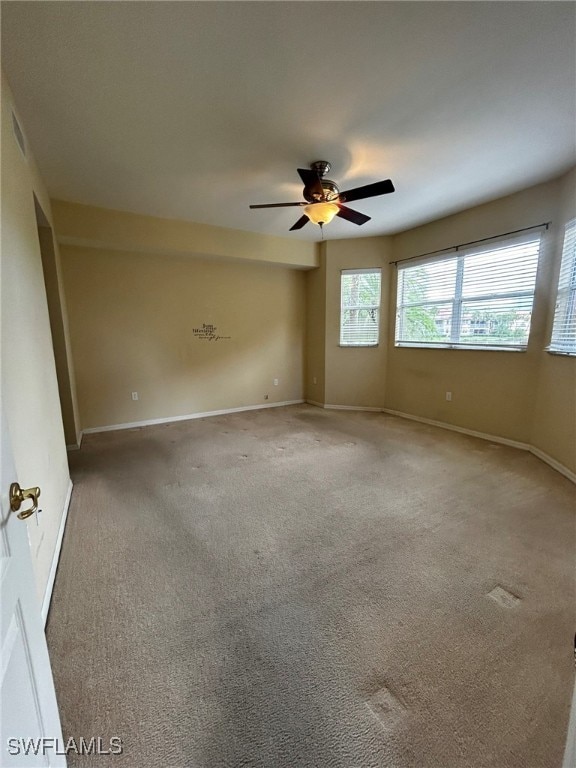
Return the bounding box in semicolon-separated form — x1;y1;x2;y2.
33;196;79;447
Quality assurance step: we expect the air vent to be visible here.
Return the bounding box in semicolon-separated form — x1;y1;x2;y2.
11;111;26;157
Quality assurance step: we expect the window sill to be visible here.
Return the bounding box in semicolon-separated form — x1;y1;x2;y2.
394;343;527;352
339;344;379;348
546;349;576;357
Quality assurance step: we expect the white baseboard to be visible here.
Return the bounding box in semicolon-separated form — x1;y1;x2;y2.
529;446;576;484
324;403;383;412
306;403;575;484
382;408;576;484
42;479;73;626
81;399;305;435
306;400;383;412
382;408;530;451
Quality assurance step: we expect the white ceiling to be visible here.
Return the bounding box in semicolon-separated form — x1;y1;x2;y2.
2;2;575;241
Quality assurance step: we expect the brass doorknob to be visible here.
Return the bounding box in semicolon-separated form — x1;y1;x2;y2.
9;482;41;520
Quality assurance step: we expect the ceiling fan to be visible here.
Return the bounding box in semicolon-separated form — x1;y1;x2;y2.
249;161;395;231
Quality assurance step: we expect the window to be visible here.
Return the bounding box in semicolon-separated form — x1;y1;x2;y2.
395;233;543;351
548;219;576;355
340;269;381;346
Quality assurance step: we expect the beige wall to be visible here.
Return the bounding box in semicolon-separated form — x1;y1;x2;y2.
385;179;561;444
531;168;576;473
52;199;317;270
59;245;306;430
1;72;72;603
323;237;391;408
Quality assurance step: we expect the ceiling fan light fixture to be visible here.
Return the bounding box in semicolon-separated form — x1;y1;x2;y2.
304;202;339;226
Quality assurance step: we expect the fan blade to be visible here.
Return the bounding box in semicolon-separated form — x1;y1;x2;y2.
250;202;304;209
336;205;371;226
297;168;324;200
339;179;395;203
289;215;309;231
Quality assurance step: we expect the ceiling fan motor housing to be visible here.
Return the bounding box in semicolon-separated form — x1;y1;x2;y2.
304;180;340;203
302;167;338;203
302;160;340;202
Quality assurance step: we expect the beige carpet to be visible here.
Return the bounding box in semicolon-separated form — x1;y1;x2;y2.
46;405;576;768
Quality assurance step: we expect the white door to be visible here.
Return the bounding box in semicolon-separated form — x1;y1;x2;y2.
0;411;66;767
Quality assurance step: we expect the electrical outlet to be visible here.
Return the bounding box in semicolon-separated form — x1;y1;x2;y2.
131;391;139;401
446;391;452;402
313;377;317;385
273;378;279;386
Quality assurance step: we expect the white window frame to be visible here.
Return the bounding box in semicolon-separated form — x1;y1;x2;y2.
395;232;543;352
548;218;576;356
340;268;382;347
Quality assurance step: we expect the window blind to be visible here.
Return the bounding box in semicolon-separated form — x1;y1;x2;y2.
340;269;381;346
549;219;576;355
395;232;542;350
